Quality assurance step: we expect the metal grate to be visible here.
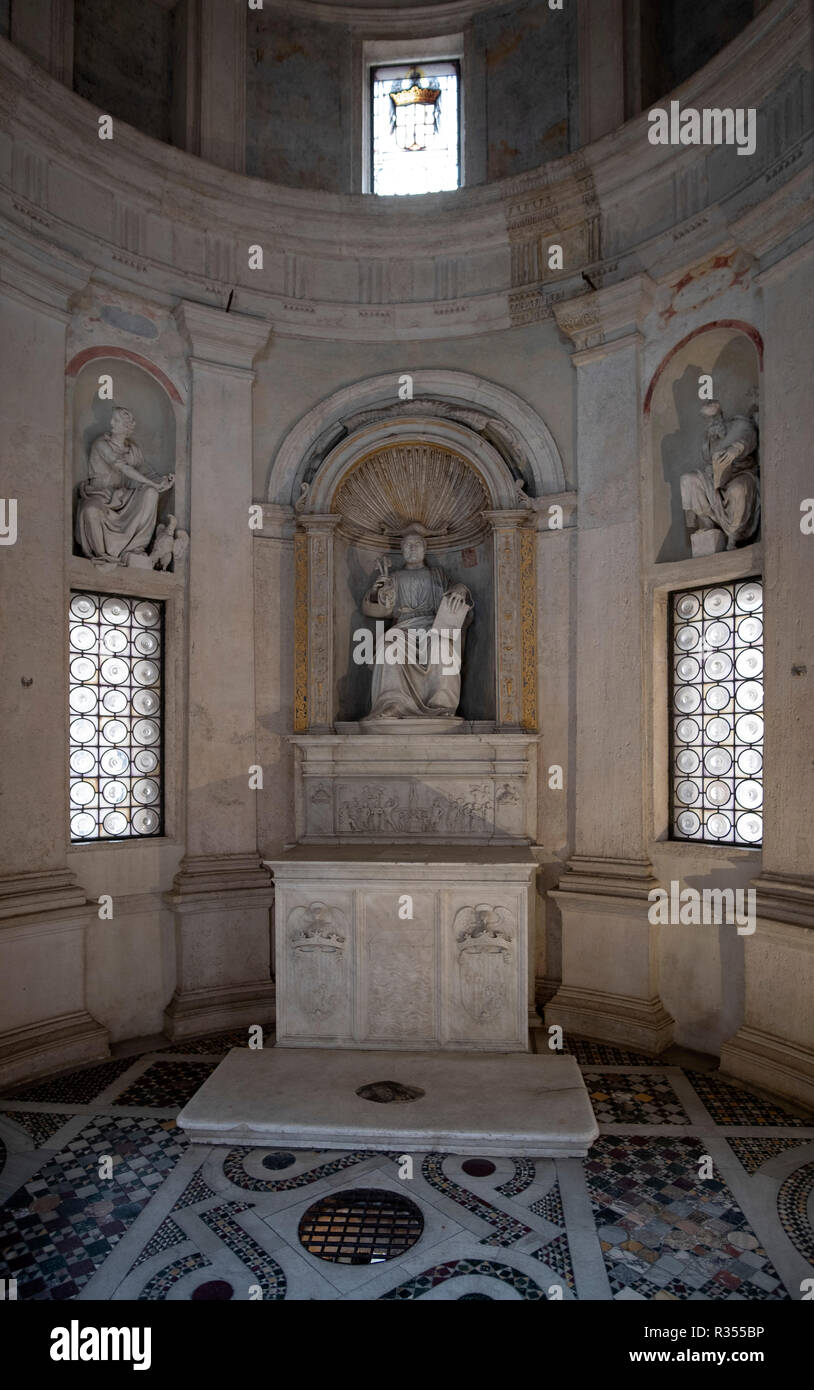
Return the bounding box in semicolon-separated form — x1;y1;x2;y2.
298;1188;424;1265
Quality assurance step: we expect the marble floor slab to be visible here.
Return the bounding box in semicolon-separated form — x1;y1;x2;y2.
176;1047;599;1157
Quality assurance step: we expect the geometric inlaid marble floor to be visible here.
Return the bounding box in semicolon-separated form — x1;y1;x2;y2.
1;1030;812;1301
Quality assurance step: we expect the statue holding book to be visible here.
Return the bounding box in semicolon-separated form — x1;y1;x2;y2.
680;400;760;554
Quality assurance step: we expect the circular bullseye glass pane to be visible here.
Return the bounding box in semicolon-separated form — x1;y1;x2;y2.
70;718;95;744
705;685;730;711
707;813;731;838
735;713;763;742
133;778;159;805
133;601;160;628
102;719;128;745
103;811;128;837
70;749;96;775
737;616;762;643
134;749;159;774
102;628;128;654
71;625;97;651
70;594;97;620
133;808;160;835
705;621;731;648
704;748;732;776
676;749;700;774
101;748;129;776
735;779;763;809
70;657;96;682
736;582;762;612
736;813;762;843
676;810;700;836
100;658;129;685
705;781;731;807
103;689;128;714
704;587;733;616
676;657;699;681
735;648;763;678
134;631;159;656
676;718;699;743
71;781;95;806
735;681;762;711
133;660;159;687
676;780;699;805
101;597;130;625
705;717;731;743
737;748;762;775
102;780;128;805
133;689;159;716
676;686;701;713
676;594;700;620
704;653;732;681
133;720;159;746
71;812;96;838
675;625;699;651
69;687;97;714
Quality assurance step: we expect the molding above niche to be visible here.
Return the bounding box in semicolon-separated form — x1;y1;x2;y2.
332;441;491;548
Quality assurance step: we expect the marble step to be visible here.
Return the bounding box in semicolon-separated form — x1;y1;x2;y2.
177;1047;599;1157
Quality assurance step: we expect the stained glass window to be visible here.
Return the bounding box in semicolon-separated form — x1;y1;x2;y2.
69;592;163;841
371;61;460;196
670;578;764;846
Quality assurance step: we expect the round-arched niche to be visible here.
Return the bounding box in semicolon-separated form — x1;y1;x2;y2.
69;356;183;562
647;323;762;565
327;435;497;724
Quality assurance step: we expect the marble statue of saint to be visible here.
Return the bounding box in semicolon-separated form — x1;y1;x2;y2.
361;523;473;722
75;406;175;565
680;400;759;552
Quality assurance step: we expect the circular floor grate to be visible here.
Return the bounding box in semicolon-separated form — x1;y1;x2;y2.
298;1187;424;1265
461;1158;496;1177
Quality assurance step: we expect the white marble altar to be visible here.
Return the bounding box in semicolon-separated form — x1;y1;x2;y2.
266;849;537;1051
177;1046;598;1157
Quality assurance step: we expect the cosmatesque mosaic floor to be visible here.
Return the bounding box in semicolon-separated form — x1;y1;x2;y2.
1;1031;812;1302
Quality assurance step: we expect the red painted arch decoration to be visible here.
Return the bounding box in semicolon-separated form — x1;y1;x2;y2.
644;320;763;419
65;346;183;404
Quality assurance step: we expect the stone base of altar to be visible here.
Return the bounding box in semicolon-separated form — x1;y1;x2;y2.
265;848;537;1052
177;1046;598;1157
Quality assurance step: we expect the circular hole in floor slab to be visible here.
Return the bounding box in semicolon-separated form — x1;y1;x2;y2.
461;1158;497;1178
298;1188;424;1265
191;1280;233;1300
355;1080;425;1104
262;1151;297;1171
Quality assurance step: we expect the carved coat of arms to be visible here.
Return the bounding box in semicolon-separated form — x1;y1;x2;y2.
287;902;347;1021
453;903;514;1024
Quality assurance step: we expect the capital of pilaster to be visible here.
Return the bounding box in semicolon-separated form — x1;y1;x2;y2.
173;300;270;372
554;274;656;357
298;513;342;533
254;503;296;540
482;508;534;530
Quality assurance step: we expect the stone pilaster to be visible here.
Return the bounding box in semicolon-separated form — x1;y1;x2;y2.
298;514;341;734
0;237;108;1085
720;234;814;1106
578;0;625;143
165;301;274;1038
483;509;536;731
546;276;673;1053
199;0;247;173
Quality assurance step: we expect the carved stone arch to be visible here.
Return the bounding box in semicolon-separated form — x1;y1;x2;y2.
267;369;566;507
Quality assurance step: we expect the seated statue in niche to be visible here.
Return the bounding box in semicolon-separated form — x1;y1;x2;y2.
75;405;177;568
679;400;760;554
360;523;473;725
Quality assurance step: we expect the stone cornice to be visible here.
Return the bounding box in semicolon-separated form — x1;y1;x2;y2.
0;0;809;342
263;0;509;33
173;301;270;370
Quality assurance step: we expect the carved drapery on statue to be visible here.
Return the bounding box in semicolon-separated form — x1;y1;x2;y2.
75;405;186;570
680;400;760;555
360;525;473;725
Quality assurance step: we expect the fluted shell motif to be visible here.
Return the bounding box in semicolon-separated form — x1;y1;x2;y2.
333;444;489;548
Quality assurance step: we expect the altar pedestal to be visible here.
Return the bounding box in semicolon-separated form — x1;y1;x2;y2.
265;848;536;1052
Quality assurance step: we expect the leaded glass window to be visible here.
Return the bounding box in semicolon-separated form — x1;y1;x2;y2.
670;578;764;846
371;61;460;196
69;592;163;841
